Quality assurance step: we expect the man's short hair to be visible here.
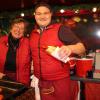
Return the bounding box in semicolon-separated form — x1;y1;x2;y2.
34;3;52;13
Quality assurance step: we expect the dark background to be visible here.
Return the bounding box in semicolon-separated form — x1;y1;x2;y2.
0;0;100;51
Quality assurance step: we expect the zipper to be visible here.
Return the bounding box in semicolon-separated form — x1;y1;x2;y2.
38;30;43;80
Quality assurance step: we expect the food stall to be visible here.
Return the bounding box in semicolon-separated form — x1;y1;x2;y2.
0;79;35;100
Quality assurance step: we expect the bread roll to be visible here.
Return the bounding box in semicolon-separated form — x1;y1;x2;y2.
46;46;57;54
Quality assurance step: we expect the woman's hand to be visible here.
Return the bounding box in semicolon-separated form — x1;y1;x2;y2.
0;72;5;79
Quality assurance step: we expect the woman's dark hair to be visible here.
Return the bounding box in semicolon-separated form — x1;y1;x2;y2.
9;18;27;30
34;3;52;13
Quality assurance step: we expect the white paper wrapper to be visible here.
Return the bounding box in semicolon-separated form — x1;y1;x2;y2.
30;75;41;100
46;46;70;63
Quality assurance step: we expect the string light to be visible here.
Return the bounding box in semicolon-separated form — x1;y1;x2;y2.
83;18;88;23
92;7;97;13
96;30;100;37
20;12;25;17
20;0;25;17
60;9;65;13
74;9;79;14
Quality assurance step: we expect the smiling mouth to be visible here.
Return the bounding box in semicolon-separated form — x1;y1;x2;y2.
40;19;47;21
15;33;20;35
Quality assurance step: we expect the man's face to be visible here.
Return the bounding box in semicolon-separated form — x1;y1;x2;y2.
10;22;25;39
34;6;52;27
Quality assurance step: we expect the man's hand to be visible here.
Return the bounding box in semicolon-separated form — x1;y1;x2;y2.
58;46;71;59
30;75;39;88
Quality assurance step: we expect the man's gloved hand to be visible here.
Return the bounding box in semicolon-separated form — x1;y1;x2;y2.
30;75;39;88
30;75;41;100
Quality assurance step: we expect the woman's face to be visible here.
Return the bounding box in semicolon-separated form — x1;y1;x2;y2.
34;6;52;27
10;22;25;39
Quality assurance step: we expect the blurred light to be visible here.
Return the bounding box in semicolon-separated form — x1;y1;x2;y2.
20;12;24;17
94;19;99;22
74;9;79;14
83;18;88;23
92;7;97;13
56;19;60;22
60;9;65;13
93;14;98;18
72;16;81;22
96;30;100;37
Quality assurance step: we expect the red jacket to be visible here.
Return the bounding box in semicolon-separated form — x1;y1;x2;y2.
0;36;31;85
30;23;70;80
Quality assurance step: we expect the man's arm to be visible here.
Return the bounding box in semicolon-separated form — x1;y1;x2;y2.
58;25;86;58
67;42;86;55
58;43;85;59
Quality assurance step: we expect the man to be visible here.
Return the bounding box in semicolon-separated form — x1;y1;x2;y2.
30;3;85;100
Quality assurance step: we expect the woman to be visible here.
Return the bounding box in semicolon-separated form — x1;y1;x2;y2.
0;18;31;86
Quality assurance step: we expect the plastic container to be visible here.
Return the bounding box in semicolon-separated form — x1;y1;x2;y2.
76;56;94;77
